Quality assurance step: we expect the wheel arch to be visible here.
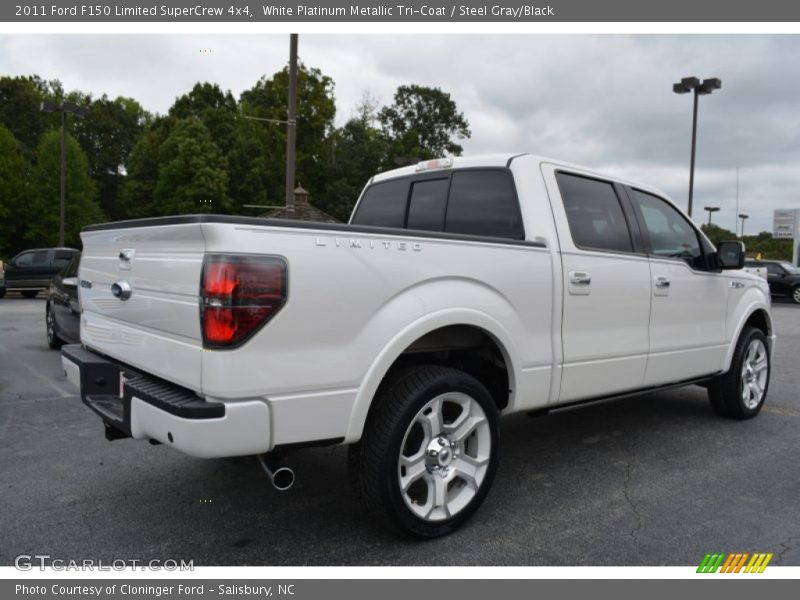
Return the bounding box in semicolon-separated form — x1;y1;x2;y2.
724;302;773;373
343;310;519;444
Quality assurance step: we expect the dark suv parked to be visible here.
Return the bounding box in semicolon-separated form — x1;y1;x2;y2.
0;247;79;298
745;259;800;304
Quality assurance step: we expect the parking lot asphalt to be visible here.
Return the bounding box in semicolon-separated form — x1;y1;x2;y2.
1;295;799;566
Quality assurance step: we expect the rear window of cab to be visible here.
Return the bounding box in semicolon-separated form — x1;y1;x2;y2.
352;169;524;240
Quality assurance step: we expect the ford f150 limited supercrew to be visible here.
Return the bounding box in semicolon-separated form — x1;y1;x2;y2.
62;154;774;537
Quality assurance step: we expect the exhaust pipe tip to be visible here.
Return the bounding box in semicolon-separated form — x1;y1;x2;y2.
271;466;295;491
257;453;295;491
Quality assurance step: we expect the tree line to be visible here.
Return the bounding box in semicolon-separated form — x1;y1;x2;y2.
701;224;793;262
0;68;471;257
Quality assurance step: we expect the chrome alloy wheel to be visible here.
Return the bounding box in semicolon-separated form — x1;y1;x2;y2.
793;287;800;304
741;338;768;409
46;305;55;343
397;392;491;522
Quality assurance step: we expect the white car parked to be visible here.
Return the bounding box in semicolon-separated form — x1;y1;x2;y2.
62;154;773;537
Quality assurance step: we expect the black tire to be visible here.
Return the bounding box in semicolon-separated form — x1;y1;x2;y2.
46;303;64;350
354;365;500;538
708;326;770;419
0;288;5;299
791;285;800;305
21;290;39;299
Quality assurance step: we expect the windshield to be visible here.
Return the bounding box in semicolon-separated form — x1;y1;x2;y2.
779;262;800;274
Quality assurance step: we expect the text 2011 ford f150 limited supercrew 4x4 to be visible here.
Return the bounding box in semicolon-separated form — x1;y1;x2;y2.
62;154;774;537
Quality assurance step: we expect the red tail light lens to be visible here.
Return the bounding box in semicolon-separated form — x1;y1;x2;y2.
201;254;287;348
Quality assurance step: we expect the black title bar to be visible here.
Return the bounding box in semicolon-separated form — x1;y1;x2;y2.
4;0;800;22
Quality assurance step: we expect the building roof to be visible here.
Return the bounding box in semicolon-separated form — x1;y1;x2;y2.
259;186;340;223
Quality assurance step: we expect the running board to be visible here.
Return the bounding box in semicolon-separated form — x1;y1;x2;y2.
527;373;721;418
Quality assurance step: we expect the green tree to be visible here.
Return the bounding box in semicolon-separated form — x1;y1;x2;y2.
27;130;104;248
226;117;273;212
701;223;738;246
170;83;238;157
117;116;174;219
378;84;471;164
72;94;149;219
0;75;62;159
322;114;387;220
240;64;336;203
154;117;231;215
701;224;792;261
0;125;32;257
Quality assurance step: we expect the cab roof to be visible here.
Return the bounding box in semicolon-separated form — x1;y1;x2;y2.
370;153;672;203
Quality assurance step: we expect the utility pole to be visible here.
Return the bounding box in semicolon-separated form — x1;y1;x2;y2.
285;33;298;210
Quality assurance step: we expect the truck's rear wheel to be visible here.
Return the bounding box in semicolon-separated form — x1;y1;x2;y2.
708;326;770;419
355;365;500;538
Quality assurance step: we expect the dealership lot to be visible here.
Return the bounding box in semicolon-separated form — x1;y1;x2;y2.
1;297;798;566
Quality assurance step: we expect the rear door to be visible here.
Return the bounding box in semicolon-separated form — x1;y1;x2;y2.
626;188;728;384
543;166;652;402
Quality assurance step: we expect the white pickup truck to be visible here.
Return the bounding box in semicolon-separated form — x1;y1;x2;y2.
62;154;773;537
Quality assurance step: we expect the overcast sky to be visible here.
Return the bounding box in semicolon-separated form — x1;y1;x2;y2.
2;34;799;234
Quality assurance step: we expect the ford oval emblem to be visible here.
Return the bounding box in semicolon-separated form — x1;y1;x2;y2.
111;280;132;301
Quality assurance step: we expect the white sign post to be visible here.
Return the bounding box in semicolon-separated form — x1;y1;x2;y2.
773;209;800;266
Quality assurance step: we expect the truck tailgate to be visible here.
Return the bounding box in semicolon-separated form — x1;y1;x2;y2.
78;223;204;392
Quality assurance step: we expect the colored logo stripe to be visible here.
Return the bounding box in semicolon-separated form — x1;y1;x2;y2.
697;552;773;573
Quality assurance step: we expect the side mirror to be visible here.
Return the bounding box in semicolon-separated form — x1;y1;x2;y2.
717;240;746;270
62;277;78;288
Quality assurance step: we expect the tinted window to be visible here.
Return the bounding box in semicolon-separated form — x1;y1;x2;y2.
407;178;448;231
445;170;523;239
53;250;75;267
16;250;48;266
14;252;36;266
557;173;633;253
630;189;704;269
766;262;785;275
352;179;409;228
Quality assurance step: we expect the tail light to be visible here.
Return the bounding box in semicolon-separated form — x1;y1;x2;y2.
201;254;287;348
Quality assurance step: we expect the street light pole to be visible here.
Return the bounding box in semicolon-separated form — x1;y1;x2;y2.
60;110;66;247
704;206;720;226
41;101;89;247
688;88;699;219
738;213;749;238
673;76;721;218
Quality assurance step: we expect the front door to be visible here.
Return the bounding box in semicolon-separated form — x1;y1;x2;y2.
626;188;728;385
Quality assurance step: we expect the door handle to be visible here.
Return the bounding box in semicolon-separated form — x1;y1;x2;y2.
654;276;670;289
569;272;591;285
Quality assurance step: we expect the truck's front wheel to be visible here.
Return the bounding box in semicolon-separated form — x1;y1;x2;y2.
708;326;770;419
355;365;500;538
